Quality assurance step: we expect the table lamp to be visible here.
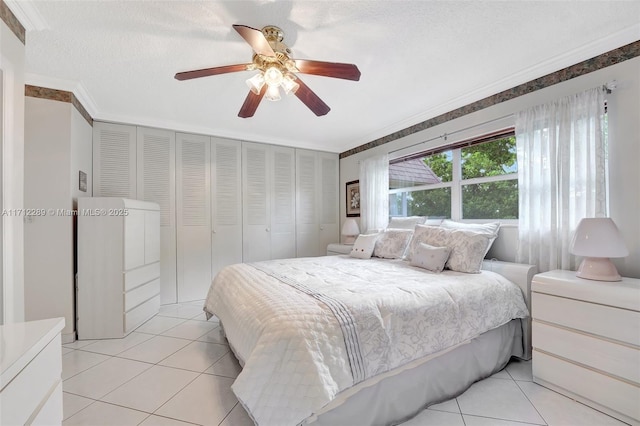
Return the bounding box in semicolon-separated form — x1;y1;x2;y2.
570;217;628;281
341;218;360;245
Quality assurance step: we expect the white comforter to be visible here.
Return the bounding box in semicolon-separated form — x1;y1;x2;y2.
204;256;528;425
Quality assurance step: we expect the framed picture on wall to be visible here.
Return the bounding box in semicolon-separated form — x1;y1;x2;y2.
346;180;360;217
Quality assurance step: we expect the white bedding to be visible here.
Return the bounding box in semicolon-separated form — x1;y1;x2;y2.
204;255;528;426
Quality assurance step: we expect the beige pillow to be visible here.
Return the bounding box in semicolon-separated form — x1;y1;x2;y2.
440;220;500;256
410;243;451;273
405;225;449;261
445;229;493;273
349;233;379;259
373;228;414;259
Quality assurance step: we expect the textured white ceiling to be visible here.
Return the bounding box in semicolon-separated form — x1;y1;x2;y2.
12;1;640;153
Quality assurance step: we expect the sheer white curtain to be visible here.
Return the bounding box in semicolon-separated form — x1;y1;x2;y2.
516;87;607;272
359;153;389;233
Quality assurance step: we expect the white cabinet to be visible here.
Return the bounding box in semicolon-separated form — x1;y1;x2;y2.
532;270;640;425
77;198;161;339
176;133;212;302
242;142;296;262
211;138;243;278
0;318;65;426
296;149;339;257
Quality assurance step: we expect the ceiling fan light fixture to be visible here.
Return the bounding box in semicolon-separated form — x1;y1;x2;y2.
282;74;300;95
246;72;265;95
264;66;283;87
265;84;281;102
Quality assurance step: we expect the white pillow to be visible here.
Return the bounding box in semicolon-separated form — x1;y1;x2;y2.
440;220;500;256
373;228;414;259
440;219;500;236
387;216;427;230
349;233;379;259
445;229;494;273
405;225;449;261
410;243;451;273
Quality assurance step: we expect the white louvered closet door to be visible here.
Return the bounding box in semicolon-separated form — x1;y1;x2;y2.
295;149;319;257
211;138;242;278
318;152;340;253
242;142;271;262
176;133;212;302
93;122;136;198
136;127;176;304
270;146;296;259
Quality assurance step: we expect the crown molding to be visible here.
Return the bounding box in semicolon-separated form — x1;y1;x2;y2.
3;0;47;31
25;73;99;118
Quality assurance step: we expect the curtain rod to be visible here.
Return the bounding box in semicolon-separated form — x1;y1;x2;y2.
388;113;514;155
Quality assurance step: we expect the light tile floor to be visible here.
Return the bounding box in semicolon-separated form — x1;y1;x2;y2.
62;301;627;426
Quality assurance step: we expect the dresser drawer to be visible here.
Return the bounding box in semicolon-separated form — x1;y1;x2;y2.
533;321;640;384
125;295;160;333
125;278;160;312
124;262;160;291
31;381;63;425
533;350;640;422
532;292;640;346
0;335;62;426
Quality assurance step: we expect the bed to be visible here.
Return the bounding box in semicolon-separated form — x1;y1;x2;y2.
203;246;535;426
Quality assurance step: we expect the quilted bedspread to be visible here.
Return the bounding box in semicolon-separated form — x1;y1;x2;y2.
203;256;528;425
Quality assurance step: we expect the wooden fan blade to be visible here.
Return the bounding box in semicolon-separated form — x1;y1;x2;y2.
233;24;276;57
294;77;330;116
295;60;361;81
175;64;249;81
238;85;267;118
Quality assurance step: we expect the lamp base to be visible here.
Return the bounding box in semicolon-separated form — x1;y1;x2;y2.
576;257;622;282
342;235;357;245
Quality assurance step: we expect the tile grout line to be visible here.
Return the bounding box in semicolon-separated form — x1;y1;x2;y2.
513;378;549;426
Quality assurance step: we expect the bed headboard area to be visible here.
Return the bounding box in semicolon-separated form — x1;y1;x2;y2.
482;259;537;360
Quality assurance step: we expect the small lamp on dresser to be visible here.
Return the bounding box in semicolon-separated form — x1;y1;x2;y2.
570;217;629;281
341;218;360;245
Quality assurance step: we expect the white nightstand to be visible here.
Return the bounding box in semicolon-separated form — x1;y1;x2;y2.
531;270;640;425
327;243;353;256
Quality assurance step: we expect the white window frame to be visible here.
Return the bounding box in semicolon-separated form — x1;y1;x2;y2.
389;136;518;224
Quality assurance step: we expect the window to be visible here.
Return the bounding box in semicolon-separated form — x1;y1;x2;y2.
389;131;518;221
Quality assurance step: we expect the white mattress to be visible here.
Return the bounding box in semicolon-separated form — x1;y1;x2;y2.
204;255;528;426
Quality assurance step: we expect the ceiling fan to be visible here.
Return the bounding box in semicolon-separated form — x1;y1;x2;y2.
174;24;361;118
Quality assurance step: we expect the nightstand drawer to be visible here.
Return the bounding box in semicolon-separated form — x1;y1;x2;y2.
532;292;640;346
533;321;640;383
533;350;640;422
327;243;353;255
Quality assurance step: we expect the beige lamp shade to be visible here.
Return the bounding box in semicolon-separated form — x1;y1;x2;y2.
341;218;360;244
570;218;628;281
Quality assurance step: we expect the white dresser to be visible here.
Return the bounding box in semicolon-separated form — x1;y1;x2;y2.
0;318;65;425
78;197;161;339
531;270;640;425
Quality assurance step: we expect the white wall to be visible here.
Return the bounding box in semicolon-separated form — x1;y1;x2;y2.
24;96;92;341
340;56;640;278
1;18;25;323
70;106;93;207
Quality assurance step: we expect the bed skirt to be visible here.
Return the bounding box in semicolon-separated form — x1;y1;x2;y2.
307;319;523;425
222;318;523;426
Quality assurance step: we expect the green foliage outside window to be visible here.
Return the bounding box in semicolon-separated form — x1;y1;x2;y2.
392;136;518;220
